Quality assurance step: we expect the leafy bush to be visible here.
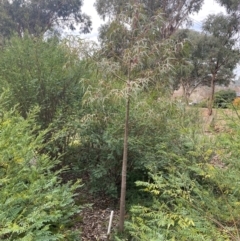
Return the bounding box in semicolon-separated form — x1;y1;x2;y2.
120;115;240;240
76;99;125;198
0;34;86;156
214;89;236;108
77;91;201;200
0;111;83;241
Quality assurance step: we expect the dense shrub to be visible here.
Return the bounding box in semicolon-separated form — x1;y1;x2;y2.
214;89;236;108
0;111;83;241
118;112;240;240
76;93;201;199
0;35;86;156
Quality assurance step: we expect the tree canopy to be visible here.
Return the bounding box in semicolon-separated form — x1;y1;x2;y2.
95;0;204;40
217;0;240;12
201;14;240;114
172;13;240;105
0;0;92;38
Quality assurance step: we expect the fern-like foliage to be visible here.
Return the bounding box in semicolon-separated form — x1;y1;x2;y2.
120;104;240;240
0;111;83;240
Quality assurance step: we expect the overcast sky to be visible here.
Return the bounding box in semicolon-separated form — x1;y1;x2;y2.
80;0;239;79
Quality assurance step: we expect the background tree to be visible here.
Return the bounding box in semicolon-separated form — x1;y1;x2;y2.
173;29;233;103
0;0;91;38
200;14;240;115
95;0;204;57
172;29;212;103
217;0;240;14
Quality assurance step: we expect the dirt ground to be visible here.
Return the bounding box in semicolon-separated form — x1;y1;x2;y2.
199;107;240;133
173;85;240;103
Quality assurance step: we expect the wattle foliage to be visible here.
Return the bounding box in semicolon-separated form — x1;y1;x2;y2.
0;111;82;240
122;110;240;240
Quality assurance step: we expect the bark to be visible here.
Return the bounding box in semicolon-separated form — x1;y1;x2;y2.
208;73;216;116
118;91;130;232
181;84;189;104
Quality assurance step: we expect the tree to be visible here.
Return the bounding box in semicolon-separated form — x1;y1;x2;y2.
217;0;240;13
174;15;240;110
200;14;240;115
95;0;204;53
95;0;204;34
172;29;212;103
83;2;176;232
217;0;240;66
172;28;236;104
0;0;91;38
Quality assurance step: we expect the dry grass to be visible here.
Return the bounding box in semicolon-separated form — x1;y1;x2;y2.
199;107;240;133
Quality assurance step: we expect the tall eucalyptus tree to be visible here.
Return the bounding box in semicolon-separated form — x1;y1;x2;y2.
172;28;238;104
200;14;240;115
95;0;204;51
0;0;91;38
217;0;240;13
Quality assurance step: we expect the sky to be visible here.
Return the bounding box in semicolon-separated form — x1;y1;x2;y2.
80;0;240;79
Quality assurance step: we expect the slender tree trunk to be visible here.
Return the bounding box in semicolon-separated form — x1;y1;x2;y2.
119;60;131;232
119;91;130;232
181;79;189;104
183;87;190;104
208;73;216;116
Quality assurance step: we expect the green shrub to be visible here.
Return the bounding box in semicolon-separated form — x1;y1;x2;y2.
119;116;240;240
214;89;236;108
0;111;83;241
0;34;86;157
77;93;201;200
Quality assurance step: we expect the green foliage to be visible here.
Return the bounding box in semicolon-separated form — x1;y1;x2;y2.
76;96;125;197
96;0;204;40
116;112;240;240
214;89;236;108
0;35;86;156
0;0;91;38
76;88;201;199
217;0;240;13
0;110;83;240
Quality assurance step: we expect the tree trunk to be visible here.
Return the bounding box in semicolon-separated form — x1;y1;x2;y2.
119;92;130;232
181;79;189;104
208;73;216;116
